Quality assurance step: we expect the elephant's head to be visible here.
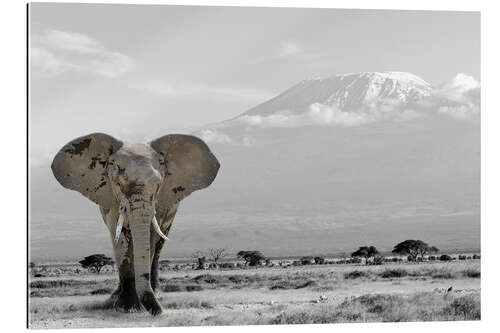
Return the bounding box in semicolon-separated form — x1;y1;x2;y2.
51;133;219;315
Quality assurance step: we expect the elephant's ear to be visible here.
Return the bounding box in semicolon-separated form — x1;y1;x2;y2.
51;133;123;209
150;134;220;212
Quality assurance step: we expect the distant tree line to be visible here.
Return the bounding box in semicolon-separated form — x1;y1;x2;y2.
68;239;479;275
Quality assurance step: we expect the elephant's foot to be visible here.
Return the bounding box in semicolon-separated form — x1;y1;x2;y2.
141;291;163;316
107;286;142;312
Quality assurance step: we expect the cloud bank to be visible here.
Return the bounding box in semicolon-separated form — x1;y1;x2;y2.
31;29;133;78
198;73;480;146
433;73;480;121
235;73;480;129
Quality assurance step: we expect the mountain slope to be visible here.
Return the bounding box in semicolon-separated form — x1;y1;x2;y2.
241;71;432;117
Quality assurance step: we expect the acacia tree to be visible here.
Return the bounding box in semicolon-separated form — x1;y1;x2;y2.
208;248;227;266
351;246;380;265
392;240;439;261
79;254;114;274
237;250;266;266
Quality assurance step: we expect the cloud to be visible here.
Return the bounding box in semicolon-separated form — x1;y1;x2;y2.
437;105;479;121
242;135;256;147
235;102;421;129
254;40;304;64
234;73;480;129
198;129;233;144
195;129;257;147
277;41;303;58
432;73;480;121
31;29;133;78
134;80;273;103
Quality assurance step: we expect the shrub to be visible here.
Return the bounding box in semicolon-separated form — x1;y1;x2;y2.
227;275;244;283
344;270;370;279
314;256;325;264
372;256;384;265
186;285;203;292
350;257;362;264
192;274;225;284
30;279;88;289
300;256;315;265
431;271;455;279
90;288;113;295
441;295;480;320
270;281;295;290
162;284;184;292
439;254;453;261
472;254;481;260
237;250;266;266
462;268;480;278
294;280;318;289
380;268;408;278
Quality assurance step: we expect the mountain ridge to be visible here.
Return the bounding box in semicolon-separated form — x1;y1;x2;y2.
240;71;433;118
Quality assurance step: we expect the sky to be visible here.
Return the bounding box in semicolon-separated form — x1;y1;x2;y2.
29;4;480;260
30;4;479;166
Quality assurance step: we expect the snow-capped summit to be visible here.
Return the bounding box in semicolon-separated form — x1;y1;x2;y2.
241;71;432;117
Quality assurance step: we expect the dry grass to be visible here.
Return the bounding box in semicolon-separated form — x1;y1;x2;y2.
271;292;480;324
29;260;480;328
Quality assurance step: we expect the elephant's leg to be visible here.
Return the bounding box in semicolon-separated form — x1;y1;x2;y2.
150;206;178;292
100;206;141;311
113;228;142;311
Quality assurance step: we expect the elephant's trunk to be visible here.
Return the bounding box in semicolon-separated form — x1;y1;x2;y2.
128;205;163;316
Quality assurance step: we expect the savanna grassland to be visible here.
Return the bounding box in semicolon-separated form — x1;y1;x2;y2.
29;259;480;329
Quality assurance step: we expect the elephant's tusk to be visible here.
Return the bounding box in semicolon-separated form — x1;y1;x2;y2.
114;214;124;244
152;215;169;241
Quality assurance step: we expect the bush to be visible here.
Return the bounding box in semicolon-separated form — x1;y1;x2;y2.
472;254;481;260
314;256;325;265
462;268;480;278
300;256;314;265
380;268;408;278
90;288;113;295
162;284;186;292
237;250;266;266
186;285;203;292
30;279;88;289
441;295;480;320
344;270;370;279
439;254;453;261
350;257;362;264
226;275;243;284
270;281;295;290
372;256;384;265
294;280;318;289
192;274;224;284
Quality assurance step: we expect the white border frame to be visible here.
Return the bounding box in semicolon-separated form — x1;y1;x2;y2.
2;0;497;332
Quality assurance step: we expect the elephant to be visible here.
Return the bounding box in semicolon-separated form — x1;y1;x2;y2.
51;133;220;315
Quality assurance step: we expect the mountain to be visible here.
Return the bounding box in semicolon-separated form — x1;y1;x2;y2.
30;71;480;261
241;71;432;117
